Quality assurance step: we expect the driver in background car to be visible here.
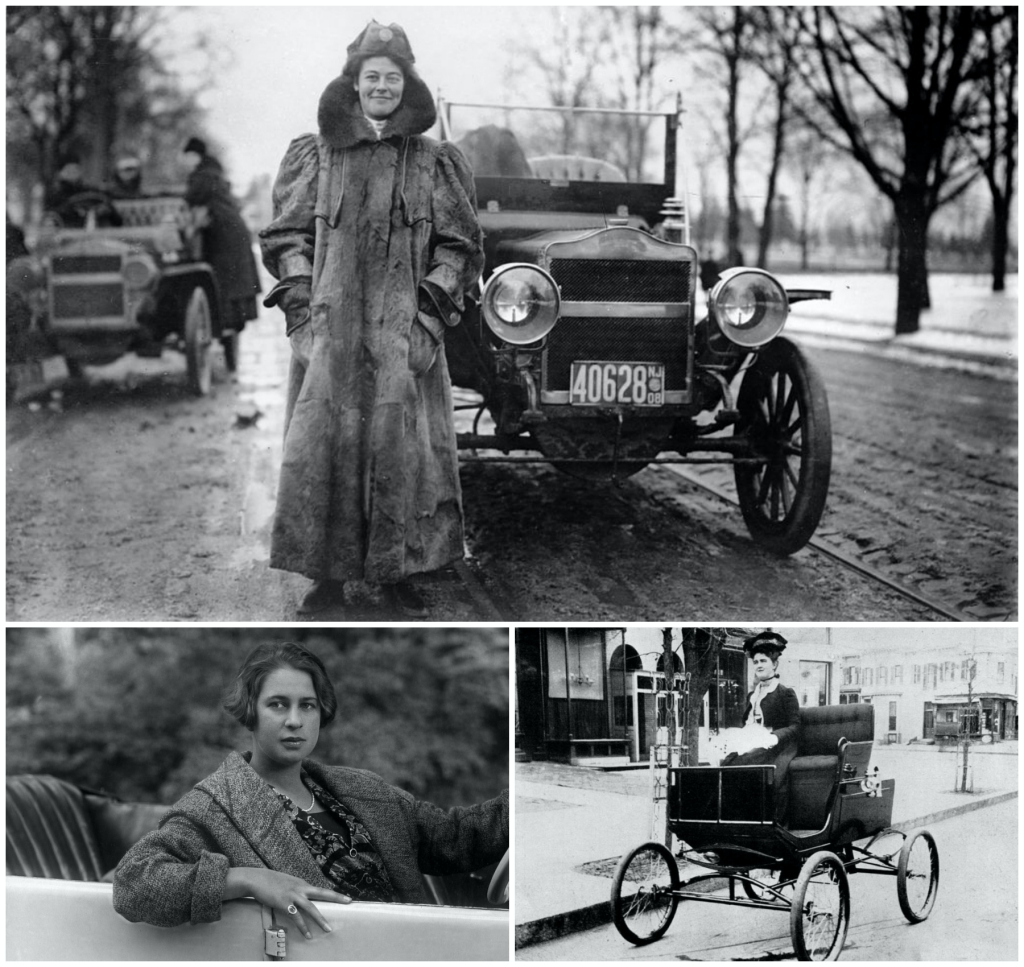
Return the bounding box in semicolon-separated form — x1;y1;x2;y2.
45;152;122;228
108;154;146;199
112;643;508;939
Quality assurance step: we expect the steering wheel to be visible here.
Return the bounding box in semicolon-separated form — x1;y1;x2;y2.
486;849;509;905
61;190;120;226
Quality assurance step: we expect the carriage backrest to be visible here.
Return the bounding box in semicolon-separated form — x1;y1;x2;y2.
797;703;874;757
6;774;165;881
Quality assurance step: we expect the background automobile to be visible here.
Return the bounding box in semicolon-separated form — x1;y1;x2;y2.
6;195;236;397
444;99;833;554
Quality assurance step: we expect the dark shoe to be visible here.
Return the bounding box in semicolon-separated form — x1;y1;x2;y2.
297;580;345;615
387;581;429;618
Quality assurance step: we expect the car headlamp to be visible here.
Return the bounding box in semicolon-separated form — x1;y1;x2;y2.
481;264;560;345
710;269;789;347
123;254;158;290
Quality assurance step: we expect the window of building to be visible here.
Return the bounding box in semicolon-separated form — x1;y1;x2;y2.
961;659;969;680
864;668;873;686
893;665;902;684
888;701;897;731
997;662;1005;683
914;665;921;683
878;666;887;686
546;630;605;700
609;644;642;727
839;693;860;705
799;661;830;706
842;666;852;686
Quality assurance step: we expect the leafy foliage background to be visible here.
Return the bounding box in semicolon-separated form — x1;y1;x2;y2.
6;628;508;808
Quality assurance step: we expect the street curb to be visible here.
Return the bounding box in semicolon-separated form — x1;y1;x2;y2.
513;789;1018;950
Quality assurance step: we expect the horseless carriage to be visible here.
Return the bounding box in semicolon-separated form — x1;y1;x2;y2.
6;193;236;398
610;705;939;960
441;99;833;554
5;774;508;961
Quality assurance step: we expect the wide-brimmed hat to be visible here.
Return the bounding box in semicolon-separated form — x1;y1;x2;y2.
743;631;788;657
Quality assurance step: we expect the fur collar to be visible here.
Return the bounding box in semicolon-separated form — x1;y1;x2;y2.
317;69;436;150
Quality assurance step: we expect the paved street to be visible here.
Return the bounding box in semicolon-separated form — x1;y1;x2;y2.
515;796;1017;961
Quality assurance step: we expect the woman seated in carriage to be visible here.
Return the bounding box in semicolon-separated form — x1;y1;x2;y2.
721;632;801;824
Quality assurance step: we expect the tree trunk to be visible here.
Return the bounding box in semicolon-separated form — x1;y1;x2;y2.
991;194;1009;292
680;628;723;767
725;15;743;267
893;193;932;335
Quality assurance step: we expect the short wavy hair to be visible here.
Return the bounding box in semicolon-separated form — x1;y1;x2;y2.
223;643;338;731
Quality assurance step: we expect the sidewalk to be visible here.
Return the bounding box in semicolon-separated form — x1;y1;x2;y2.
779;272;1017;378
514;744;1019;948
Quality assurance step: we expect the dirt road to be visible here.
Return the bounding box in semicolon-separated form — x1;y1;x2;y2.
6;308;1016;622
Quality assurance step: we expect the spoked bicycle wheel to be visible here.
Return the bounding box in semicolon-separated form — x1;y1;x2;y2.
790;850;850;961
897;829;939;923
610;841;680;945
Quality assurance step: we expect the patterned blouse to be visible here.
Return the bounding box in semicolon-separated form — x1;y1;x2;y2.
273;773;395;902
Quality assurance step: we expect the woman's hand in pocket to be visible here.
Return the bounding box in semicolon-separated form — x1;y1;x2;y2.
408;311;442;376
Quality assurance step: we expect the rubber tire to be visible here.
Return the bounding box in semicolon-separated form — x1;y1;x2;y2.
790;850;850;962
184;287;213;396
487;849;509;905
897;829;939;923
734;336;832;555
610;841;680;946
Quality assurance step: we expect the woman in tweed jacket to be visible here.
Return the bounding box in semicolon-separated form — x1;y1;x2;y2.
112;644;507;939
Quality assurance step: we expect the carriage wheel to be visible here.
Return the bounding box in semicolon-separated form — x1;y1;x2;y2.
897;829;939;923
734;336;832;555
610;841;680;946
790;850;850;961
184;287;213;396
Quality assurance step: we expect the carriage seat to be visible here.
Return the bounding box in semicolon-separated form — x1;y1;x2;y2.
6;774;165;881
787;704;874;832
528;155;627;183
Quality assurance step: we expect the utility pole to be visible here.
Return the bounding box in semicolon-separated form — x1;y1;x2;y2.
961;654;977;793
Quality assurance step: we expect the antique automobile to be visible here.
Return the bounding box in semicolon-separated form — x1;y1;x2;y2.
442;100;832;554
6;194;236;397
610;704;939;961
5;774;508;961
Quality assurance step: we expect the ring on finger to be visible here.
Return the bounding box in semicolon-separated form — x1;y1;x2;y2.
287;903;298;916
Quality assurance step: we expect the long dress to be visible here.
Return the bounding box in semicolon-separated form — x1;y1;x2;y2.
185;156;261;331
723;682;801;823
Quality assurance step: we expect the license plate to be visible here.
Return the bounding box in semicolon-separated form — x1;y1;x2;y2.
569;361;665;406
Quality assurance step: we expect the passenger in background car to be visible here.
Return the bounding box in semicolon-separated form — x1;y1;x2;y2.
259;20;484;618
112;642;508;939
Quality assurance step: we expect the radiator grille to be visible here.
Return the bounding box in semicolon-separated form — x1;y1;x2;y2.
52;283;124;319
52;254;122;275
545;317;688;392
550;258;691;303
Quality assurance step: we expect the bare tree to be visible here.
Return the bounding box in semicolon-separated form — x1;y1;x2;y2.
6;6;214;209
675;627;728;767
961;7;1018;292
747;6;803;268
692;7;759;266
793;7;985;335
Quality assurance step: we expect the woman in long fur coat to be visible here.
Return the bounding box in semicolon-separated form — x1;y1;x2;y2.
259;21;483;616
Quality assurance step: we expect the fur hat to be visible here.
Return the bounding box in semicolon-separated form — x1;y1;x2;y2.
743;631;788;658
183;137;207;156
345;20;416;63
318;20;436;150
